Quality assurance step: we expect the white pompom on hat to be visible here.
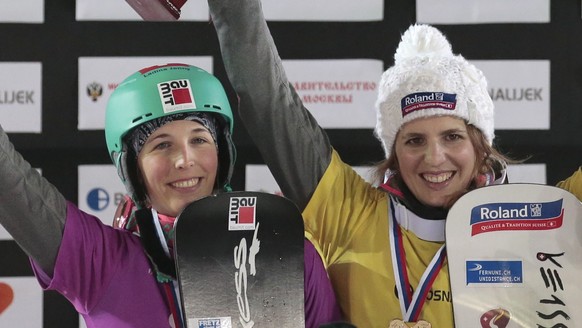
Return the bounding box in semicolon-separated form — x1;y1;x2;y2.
374;24;494;158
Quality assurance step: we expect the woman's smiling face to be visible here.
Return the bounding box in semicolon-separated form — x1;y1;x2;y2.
137;119;218;217
394;115;477;208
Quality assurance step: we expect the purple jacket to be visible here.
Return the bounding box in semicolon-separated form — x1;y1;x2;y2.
32;202;341;328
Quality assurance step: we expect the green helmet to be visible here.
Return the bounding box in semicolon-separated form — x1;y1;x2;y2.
105;63;236;205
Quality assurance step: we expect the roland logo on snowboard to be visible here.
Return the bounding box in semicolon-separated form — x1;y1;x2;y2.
229;197;257;231
469;199;564;236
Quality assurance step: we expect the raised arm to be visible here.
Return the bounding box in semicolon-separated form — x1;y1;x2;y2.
0;125;66;274
208;0;333;210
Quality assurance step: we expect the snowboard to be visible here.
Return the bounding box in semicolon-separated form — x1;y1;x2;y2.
446;184;582;328
174;191;305;328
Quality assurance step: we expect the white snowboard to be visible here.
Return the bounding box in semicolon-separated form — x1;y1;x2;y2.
446;184;582;328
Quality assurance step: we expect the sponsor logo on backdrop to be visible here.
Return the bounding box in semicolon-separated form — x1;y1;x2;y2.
0;90;35;105
0;278;43;326
473;60;550;130
469;199;563;236
86;188;111;211
229;197;257;231
0;282;13;315
79;165;127;225
85;81;117;103
293;80;376;105
86;82;104;102
0;63;42;133
283;59;381;128
489;87;543;102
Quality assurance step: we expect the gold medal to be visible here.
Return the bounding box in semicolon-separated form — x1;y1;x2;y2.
389;319;432;328
389;319;407;328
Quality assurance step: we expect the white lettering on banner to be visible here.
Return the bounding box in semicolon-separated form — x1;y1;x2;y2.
480;206;528;219
489;88;543;101
233;223;260;328
404;93;436;105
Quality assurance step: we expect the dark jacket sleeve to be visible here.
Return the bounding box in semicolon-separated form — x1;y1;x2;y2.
0;125;66;274
208;0;333;211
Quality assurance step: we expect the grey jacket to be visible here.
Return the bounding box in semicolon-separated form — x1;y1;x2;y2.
0;125;66;274
209;0;333;211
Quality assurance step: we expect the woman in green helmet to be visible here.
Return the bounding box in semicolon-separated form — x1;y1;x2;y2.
0;63;342;327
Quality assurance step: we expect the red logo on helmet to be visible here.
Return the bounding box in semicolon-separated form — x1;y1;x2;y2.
171;87;192;105
158;79;196;112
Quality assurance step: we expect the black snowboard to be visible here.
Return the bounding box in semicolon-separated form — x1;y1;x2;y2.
174;191;305;328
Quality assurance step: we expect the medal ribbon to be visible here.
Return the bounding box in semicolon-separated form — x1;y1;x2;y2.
152;208;185;328
163;282;185;328
388;198;446;322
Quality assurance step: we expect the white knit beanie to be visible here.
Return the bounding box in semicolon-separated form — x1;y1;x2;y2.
374;24;494;158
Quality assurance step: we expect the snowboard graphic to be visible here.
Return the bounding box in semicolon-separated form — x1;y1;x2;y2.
446;184;582;327
174;191;305;328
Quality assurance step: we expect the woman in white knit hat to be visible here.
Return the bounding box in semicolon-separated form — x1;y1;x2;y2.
205;0;576;327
